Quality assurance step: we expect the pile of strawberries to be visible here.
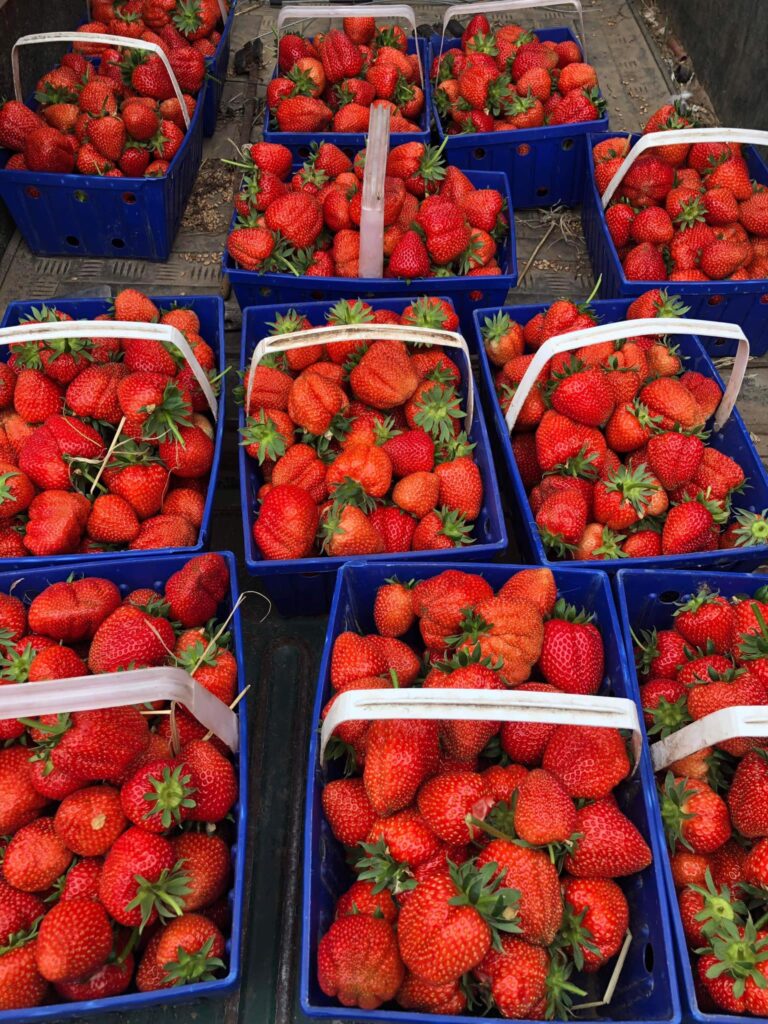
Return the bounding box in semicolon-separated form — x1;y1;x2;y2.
0;553;239;1012
432;15;605;136
245;296;489;560
226;140;509;279
595;102;768;281
317;567;653;1017
632;585;768;1014
0;0;223;178
483;286;768;560
269;16;425;135
0;287;218;559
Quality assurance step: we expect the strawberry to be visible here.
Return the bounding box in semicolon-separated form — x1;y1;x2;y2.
318;913;404;1010
674;590;735;653
561;877;629;972
539;599;604;695
3;818;73;892
152;912;226;987
514;768;577;846
417;771;490;846
646;431;704;489
0;939;48;1011
661;774;732;853
36;899;113;983
564;798;652;877
662;494;722;555
253;484;318;560
363;719;439;815
425;661;505;760
98;826;188;929
623;242;667;279
374;579;416;636
475;838;562;946
727;751;768;838
169;833;229;913
53;785;126;856
88;604;174;673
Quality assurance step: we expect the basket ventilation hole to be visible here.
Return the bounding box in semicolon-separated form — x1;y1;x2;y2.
24;186;40;199
561;138;575;151
708;295;724;306
660;591;680;604
761;294;768;305
311;290;323;301
298;146;310;159
65;236;80;247
73;190;88;203
111;239;125;249
516;144;530;157
473;148;486;160
123;192;137;205
644;943;654;972
714;338;726;347
536;187;549;198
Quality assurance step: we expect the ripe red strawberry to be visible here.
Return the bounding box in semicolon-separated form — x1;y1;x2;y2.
564;798;652;877
543;726;629;799
561;877;629;972
168;833;229;913
0;748;52;833
54;785;126;856
369;506;417;553
727;751;768;838
475;838;562;946
322;778;377;846
374;579;416;636
36;899;113;983
424;661;505;760
0;939;48;1011
363;719;439;815
98;826;188;929
318;913;404;1010
253;484;319;561
539;599;604;695
662;495;721;555
88;604;174;673
417;771;490;845
661;775;732;852
3;818;73;892
514;768;577;845
646;431;704;490
674;590;735;653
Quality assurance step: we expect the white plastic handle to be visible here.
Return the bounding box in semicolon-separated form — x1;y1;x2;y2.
504;317;749;435
320;686;641;762
277;4;423;86
601;128;768;209
0;319;218;420
437;0;586;69
651;705;768;772
246;322;474;429
85;0;229;23
12;32;191;129
359;104;391;279
0;667;238;752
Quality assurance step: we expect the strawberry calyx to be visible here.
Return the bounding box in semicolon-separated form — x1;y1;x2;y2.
465;30;499;56
435;506;474;546
162;933;226;986
677;488;730;526
549;598;594;625
326;298;374;326
691;868;748;941
539;526;577;559
675;196;707;231
0;471;20;508
355;838;416;896
546;446;600;482
0;641;36;682
285;66;319;99
373;416;402;446
433;642;503;673
139;381;194;445
393;74;416;109
447;857;521;946
703;918;768;1000
403;296;453;331
544;954;588;1021
140;764;197;830
125;858;191;932
481;311;513;346
731;508;768;548
416;137;448;184
592;525;627;560
34;82;79;107
239;412;289;464
413;384;464;442
735;603;768;662
660;771;698;851
20;712;73;774
632;627;659;674
107;439;164;469
267;308;307;336
329;476;376;513
172;0;205;35
647;695;692;738
674;586;719;616
602;464;657;514
435;431;475;464
0;918;42;955
554;902;602;972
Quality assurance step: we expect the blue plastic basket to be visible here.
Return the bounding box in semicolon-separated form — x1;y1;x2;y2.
263;39;432;160
429;28;609;210
583;132;768;356
300;559;681;1024
0;549;246;1023
239;296;508;616
224;169;517;337
0;294;226;569
203;0;238;137
615;565;768;1024
472;296;768;574
0;77;204;260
